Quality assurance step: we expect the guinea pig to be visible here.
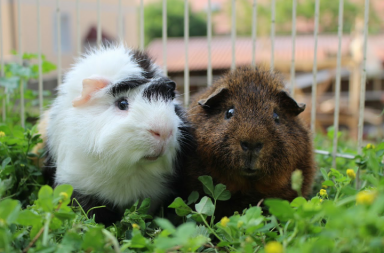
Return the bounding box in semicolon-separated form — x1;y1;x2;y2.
181;67;316;218
43;44;192;226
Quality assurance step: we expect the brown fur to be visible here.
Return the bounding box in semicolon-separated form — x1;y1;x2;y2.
181;67;316;218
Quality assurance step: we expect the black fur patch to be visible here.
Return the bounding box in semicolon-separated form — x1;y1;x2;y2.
109;78;148;97
131;50;156;79
143;78;176;102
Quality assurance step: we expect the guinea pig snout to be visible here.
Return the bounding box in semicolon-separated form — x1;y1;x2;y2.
240;141;263;153
148;128;173;141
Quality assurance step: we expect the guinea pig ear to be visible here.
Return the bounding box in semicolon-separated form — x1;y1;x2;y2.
72;78;109;107
198;86;228;108
278;90;306;116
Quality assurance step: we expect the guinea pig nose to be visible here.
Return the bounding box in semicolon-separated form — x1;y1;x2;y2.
149;130;161;138
149;129;173;140
240;141;263;152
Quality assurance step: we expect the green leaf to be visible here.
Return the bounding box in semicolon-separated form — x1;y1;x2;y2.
198;175;214;197
175;222;196;244
320;168;329;180
155;218;176;234
264;199;294;221
1;157;11;169
81;227;105;251
130;231;147;248
195;196;215;216
290;197;307;207
36;185;54;212
213;184;231;201
322;180;335;187
0;199;21;224
187;191;199;205
217;241;232;247
137;198;151;214
244;206;262;222
16;210;41;226
57;231;82;253
168;197;192;216
53;184;73;206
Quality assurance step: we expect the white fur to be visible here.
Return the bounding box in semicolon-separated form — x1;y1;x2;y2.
47;45;181;209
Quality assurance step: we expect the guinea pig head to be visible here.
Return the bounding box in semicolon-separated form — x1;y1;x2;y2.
57;48;182;171
190;67;309;184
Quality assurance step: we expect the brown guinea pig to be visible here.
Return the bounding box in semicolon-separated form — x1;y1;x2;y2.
180;67;316;218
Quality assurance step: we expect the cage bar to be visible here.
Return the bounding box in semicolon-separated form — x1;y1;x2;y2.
56;0;62;86
310;0;320;136
0;0;5;122
290;0;297;97
140;0;144;51
162;0;167;75
332;0;344;168
97;0;101;48
251;0;257;68
118;0;123;39
76;0;81;55
356;0;370;188
231;0;236;71
207;0;212;86
270;0;275;72
18;0;24;128
315;150;355;160
37;0;43;114
184;0;189;106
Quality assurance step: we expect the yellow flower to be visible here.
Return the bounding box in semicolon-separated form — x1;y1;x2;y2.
0;131;5;138
346;169;356;180
319;189;327;197
356;191;376;205
366;143;375;149
265;241;284;253
220;216;230;227
132;223;140;230
237;220;244;228
59;192;68;201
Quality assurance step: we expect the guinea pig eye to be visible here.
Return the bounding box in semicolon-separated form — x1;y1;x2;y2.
116;98;129;110
273;111;280;123
225;108;235;120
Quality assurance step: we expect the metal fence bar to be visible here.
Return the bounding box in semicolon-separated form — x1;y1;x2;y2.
356;0;370;188
231;0;236;71
0;0;6;122
162;0;167;75
290;0;297;97
332;0;344;168
207;0;212;86
251;0;257;68
17;0;25;128
140;0;144;51
37;0;43;114
270;0;275;72
118;0;123;39
56;0;62;86
76;0;81;55
315;150;355;160
97;0;101;48
310;0;320;135
184;0;189;106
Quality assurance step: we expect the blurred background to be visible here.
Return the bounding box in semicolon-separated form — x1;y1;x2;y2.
0;0;383;139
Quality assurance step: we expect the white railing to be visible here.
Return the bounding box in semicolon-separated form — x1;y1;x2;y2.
0;0;375;180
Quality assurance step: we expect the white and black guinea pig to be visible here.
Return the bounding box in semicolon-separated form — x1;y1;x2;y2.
43;45;192;226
